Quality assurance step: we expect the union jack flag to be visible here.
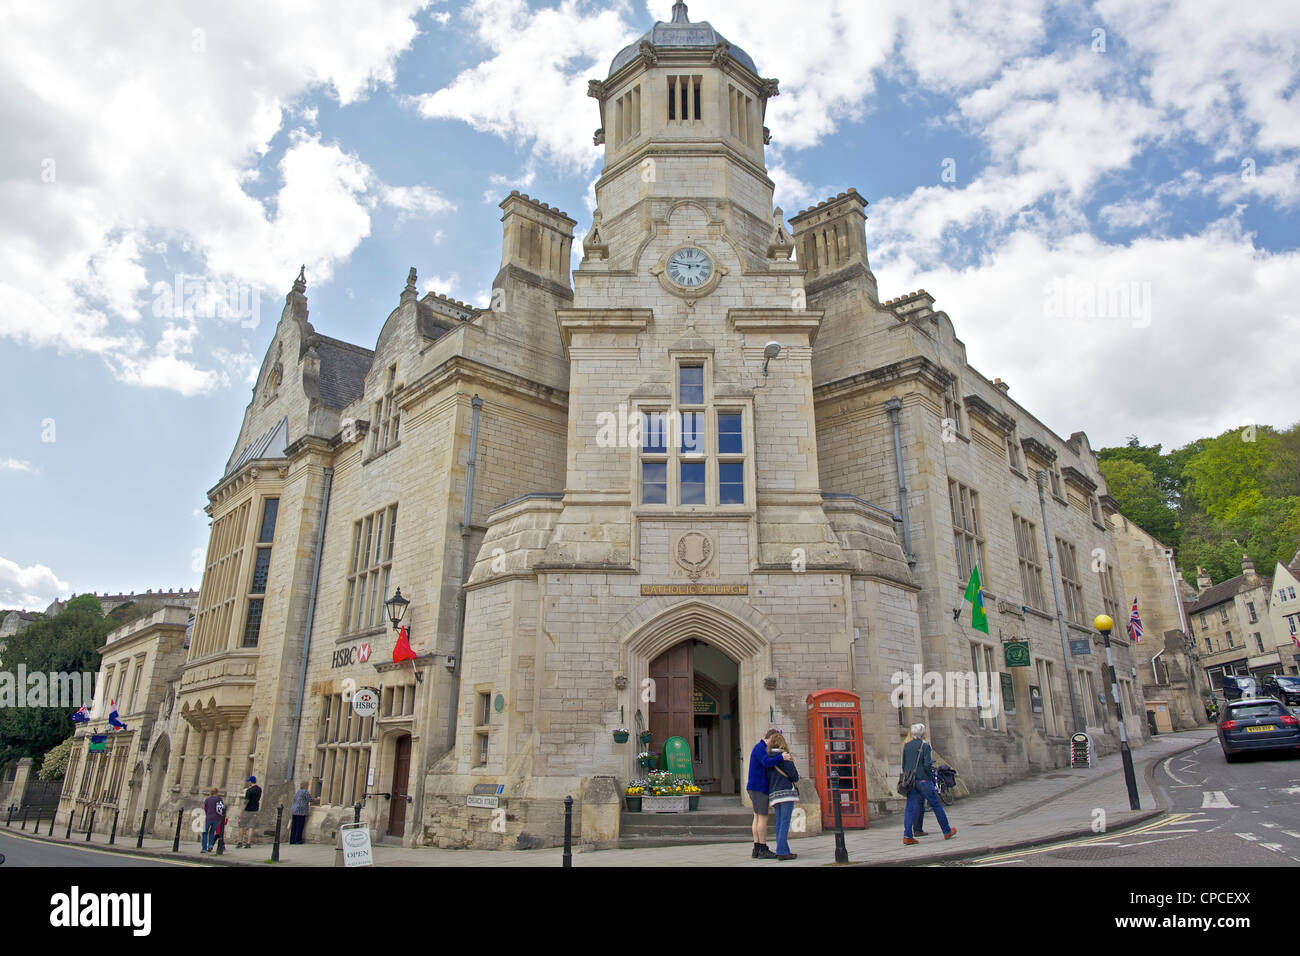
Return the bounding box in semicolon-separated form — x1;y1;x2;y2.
1128;597;1143;643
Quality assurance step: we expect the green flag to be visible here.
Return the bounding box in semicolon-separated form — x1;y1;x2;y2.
964;565;989;634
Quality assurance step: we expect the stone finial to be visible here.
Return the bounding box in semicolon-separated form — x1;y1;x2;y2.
406;267;417;292
766;207;794;260
671;1;689;23
638;38;658;65
293;264;306;294
587;79;605;100
711;40;730;66
583;210;609;261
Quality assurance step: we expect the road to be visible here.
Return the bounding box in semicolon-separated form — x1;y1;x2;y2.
948;738;1300;867
0;829;201;867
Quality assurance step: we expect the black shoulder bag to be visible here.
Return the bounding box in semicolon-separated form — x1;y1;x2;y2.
897;742;928;796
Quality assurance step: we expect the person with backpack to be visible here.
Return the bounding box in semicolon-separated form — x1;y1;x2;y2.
201;787;226;853
901;723;955;845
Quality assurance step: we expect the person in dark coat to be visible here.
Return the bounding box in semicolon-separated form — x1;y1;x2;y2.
902;723;955;845
765;732;800;860
747;728;792;859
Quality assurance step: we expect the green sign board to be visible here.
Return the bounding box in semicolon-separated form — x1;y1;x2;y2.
662;735;693;780
693;689;717;714
88;734;107;752
1000;672;1016;715
1004;641;1030;667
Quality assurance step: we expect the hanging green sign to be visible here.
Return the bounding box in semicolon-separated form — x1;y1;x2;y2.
1004;641;1030;667
662;736;693;779
1000;672;1016;715
693;689;717;714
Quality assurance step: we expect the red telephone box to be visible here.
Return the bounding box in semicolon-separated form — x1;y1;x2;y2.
807;689;869;829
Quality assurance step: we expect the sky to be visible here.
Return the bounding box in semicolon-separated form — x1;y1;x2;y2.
1;0;1298;611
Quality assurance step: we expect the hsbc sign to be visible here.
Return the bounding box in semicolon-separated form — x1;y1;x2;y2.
331;643;373;668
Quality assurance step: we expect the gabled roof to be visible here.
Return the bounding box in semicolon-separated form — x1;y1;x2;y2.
1185;572;1272;614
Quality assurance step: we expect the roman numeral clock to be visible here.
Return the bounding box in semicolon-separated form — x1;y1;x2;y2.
653;243;726;299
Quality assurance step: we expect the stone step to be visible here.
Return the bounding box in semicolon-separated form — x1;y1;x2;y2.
616;832;757;850
621;810;753;828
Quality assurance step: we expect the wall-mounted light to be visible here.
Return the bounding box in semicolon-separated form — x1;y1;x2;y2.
762;341;781;377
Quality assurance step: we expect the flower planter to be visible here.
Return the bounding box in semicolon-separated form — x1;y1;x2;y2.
638;731;653;744
612;731;629;744
642;795;689;813
688;795;699;811
625;796;642;812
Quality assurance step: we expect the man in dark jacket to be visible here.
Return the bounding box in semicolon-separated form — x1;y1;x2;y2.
747;729;792;859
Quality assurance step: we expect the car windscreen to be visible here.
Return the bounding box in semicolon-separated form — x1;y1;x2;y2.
1275;677;1300;687
1228;704;1285;719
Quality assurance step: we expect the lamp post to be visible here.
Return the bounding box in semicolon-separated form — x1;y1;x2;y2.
1095;614;1140;810
384;588;421;683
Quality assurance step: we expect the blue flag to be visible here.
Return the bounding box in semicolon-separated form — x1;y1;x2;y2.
70;706;89;724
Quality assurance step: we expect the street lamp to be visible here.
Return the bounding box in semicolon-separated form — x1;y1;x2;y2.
1095;613;1140;810
384;587;409;632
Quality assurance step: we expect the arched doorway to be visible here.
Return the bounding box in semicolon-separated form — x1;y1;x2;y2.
623;599;776;804
145;735;170;833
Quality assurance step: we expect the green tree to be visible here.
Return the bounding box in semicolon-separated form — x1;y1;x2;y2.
0;594;114;767
1181;426;1277;523
38;734;76;781
1098;457;1178;544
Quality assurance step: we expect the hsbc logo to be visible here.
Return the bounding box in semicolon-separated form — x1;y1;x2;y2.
332;644;372;668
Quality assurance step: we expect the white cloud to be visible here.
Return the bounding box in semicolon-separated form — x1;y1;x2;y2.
877;220;1300;447
0;459;37;474
0;0;444;395
0;557;69;611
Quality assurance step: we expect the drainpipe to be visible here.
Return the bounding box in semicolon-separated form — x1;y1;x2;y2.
447;395;483;753
1037;469;1083;734
288;465;333;782
884;397;915;567
1150;649;1164;683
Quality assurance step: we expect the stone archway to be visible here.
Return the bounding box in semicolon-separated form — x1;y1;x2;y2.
617;599;778;805
144;735;170;833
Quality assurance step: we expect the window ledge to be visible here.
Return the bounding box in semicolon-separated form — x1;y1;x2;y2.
1010;467;1029;480
338;625;386;645
363;439;402;466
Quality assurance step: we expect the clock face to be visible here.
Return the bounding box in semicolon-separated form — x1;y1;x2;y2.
666;247;713;288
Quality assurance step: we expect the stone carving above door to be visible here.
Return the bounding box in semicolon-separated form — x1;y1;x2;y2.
672;530;717;581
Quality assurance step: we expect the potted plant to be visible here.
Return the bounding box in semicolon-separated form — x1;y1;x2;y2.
636;750;659;769
679;780;702;810
624;780;645;812
642;770;689;812
612;726;629;744
638;730;653;745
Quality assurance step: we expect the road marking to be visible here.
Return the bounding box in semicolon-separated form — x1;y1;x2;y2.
1202;791;1237;808
1260;843;1285;852
964;814;1190;864
1236;832;1259;842
973;859;1023;866
1144;828;1201;834
0;830;206;866
1262;822;1279;828
1119;837;1183;847
1280;786;1300;795
1283;831;1300;839
1163;762;1191;785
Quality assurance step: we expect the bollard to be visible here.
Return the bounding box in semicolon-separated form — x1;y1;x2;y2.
66;812;74;841
216;809;227;855
272;805;283;862
85;809;95;842
830;770;849;864
137;810;148;849
172;808;183;852
353;802;362;825
562;794;573;868
33;807;42;833
5;804;13;826
109;809;119;845
48;810;55;837
20;806;28;830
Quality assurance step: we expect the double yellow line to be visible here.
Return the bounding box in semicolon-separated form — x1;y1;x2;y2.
966;813;1194;865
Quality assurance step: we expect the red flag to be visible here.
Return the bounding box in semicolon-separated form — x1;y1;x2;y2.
393;625;417;663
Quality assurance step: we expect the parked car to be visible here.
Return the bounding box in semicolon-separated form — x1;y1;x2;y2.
1218;698;1300;762
1221;675;1258;701
1261;675;1300;707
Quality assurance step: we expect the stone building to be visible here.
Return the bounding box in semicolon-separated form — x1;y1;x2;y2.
57;604;190;836
1109;514;1206;731
164;1;1143;850
1185;556;1276;690
1266;551;1300;675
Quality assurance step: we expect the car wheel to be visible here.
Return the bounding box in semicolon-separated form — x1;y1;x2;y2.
1223;750;1238;763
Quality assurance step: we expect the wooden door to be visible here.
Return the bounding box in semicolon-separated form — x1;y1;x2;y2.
388;734;411;836
649;642;693;763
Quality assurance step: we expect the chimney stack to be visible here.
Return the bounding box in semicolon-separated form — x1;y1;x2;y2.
1196;566;1212;591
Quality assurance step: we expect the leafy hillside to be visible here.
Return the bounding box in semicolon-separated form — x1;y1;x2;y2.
1099;423;1300;586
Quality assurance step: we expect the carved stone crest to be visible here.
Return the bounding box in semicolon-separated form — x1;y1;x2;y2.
673;530;715;581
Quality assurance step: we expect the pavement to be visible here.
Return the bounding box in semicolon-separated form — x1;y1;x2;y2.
2;728;1216;867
